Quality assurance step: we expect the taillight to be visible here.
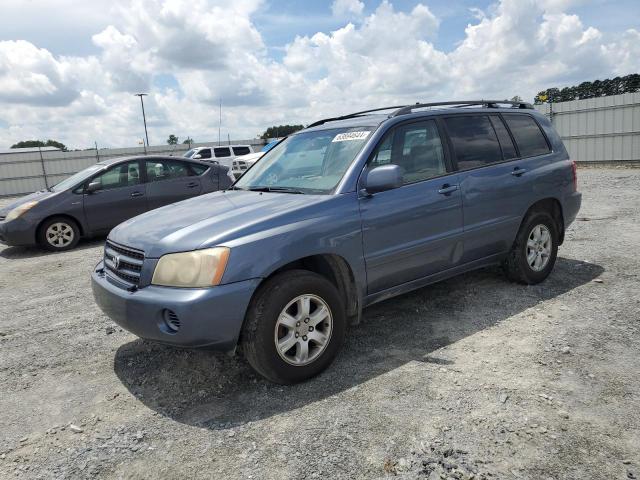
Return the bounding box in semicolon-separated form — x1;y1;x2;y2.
571;160;578;191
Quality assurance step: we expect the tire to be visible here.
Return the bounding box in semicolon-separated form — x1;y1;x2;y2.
37;216;80;251
241;270;346;384
503;210;559;285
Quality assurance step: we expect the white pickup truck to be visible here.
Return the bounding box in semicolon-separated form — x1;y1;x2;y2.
184;145;254;170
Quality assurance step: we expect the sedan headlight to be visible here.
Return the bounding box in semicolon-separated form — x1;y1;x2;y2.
5;201;38;221
151;247;230;287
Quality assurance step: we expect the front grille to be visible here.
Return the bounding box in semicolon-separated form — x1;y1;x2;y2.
0;215;5;221
104;240;144;287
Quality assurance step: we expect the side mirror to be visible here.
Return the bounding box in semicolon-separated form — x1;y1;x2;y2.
193;154;202;159
362;164;403;195
86;180;101;193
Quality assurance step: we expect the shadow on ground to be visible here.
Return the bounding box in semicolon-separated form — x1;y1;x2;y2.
0;237;105;260
114;257;603;429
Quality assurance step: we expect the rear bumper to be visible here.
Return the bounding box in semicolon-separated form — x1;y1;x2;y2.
91;261;260;351
563;191;582;228
0;218;37;246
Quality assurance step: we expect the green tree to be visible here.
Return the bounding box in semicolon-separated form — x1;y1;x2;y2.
167;134;179;145
510;95;523;102
11;139;67;151
182;137;194;145
535;73;640;104
260;125;304;140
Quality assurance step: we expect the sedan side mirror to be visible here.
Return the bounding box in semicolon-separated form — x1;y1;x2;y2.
86;180;101;193
362;164;403;195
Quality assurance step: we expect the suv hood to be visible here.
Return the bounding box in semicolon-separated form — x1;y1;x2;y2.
108;190;331;258
0;190;56;218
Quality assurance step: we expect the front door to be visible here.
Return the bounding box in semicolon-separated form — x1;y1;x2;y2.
83;160;147;233
359;120;464;294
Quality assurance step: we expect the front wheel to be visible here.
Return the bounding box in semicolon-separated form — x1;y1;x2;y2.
37;216;80;251
241;270;346;384
503;211;559;284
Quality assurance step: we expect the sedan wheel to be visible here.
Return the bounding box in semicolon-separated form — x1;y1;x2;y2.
46;222;75;248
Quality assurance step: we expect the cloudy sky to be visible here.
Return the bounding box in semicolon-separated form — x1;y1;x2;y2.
0;0;638;149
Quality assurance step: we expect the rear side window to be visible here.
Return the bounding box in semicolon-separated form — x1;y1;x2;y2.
232;146;251;156
190;164;209;176
214;147;231;158
146;160;191;182
503;114;550;157
489;116;517;160
444;115;502;170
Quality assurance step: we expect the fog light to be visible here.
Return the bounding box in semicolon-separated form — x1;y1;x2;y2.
161;309;181;334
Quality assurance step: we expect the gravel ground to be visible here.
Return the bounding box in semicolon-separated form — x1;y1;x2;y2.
0;167;639;480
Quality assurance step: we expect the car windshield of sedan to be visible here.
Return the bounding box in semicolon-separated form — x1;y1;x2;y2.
234;127;374;194
50;164;104;192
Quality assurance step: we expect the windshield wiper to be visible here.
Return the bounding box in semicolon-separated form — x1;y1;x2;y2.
227;185;246;191
247;186;305;194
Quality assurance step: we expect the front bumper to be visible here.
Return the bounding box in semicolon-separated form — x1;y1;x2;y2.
0;218;37;246
91;261;260;351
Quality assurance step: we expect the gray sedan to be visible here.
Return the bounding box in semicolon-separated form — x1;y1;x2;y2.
0;155;232;251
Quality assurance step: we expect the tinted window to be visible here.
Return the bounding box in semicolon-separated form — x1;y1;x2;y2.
90;161;140;191
190;164;209;176
489;116;517;160
370;120;446;184
503;114;550;157
146;160;191;182
232;146;251;156
197;148;211;159
214;147;231;158
444;115;502;170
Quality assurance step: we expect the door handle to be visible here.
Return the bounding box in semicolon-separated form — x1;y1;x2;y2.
130;191;144;197
438;184;459;195
186;182;199;188
511;167;527;177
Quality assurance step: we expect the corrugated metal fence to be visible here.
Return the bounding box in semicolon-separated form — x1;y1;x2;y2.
534;92;640;164
0;140;265;197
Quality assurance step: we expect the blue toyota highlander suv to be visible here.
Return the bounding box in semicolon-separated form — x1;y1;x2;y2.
92;100;581;384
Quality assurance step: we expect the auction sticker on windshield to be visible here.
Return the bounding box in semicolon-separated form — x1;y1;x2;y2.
332;131;370;142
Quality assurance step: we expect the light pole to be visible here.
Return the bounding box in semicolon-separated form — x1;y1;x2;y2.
134;93;150;148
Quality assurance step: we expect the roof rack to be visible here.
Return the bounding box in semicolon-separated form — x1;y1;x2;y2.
306;105;407;129
390;100;534;117
307;100;534;128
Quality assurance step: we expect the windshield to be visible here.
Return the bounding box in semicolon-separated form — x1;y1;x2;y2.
51;164;104;192
184;149;197;158
235;127;373;194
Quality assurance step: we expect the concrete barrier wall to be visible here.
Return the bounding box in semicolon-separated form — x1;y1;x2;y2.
0;140;265;196
534;92;640;163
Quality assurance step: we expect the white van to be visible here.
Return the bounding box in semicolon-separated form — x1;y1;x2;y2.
183;145;254;170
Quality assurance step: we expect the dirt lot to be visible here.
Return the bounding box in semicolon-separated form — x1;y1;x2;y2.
0;167;639;480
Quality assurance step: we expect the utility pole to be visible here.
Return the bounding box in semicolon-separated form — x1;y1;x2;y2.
218;98;222;146
134;93;150;148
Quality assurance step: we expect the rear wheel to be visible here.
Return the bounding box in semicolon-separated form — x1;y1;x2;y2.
503;211;559;284
37;217;80;251
241;270;346;384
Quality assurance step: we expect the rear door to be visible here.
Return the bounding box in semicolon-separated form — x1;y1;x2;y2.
359;119;464;294
83;160;147;233
443;113;550;262
144;159;203;210
213;147;233;169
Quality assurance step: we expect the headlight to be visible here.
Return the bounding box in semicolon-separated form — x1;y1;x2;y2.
5;201;38;221
151;247;230;287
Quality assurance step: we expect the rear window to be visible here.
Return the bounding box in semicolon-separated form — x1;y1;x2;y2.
214;147;231;157
232;146;251;156
503;114;550;157
444;115;503;170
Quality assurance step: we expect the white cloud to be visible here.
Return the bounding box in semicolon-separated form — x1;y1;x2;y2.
331;0;365;17
0;0;638;150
